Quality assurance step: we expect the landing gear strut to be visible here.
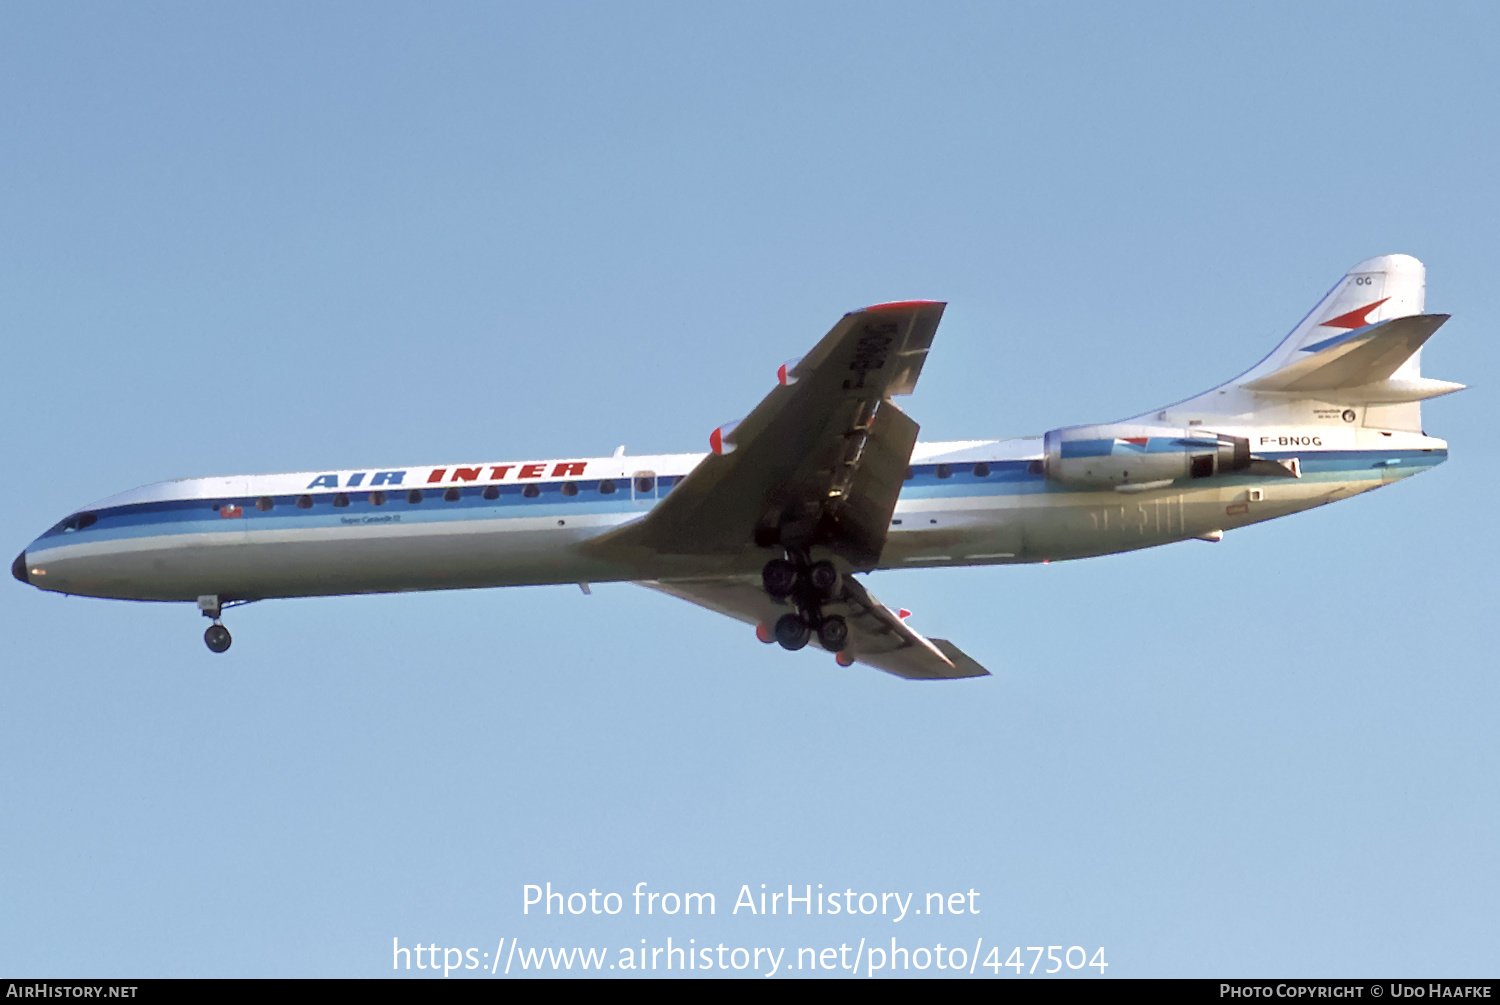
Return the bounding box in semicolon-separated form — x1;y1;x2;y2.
198;594;232;654
762;555;848;655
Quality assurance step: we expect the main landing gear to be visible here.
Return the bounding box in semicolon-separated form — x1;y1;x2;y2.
198;595;232;653
761;556;849;658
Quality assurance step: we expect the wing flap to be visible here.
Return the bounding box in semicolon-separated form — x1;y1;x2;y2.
820;400;920;567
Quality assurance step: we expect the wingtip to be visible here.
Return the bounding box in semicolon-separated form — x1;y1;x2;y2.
858;299;945;313
929;638;992;678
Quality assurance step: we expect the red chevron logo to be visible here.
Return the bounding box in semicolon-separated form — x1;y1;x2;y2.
1319;297;1389;330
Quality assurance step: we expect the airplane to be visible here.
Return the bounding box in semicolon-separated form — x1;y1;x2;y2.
12;254;1462;679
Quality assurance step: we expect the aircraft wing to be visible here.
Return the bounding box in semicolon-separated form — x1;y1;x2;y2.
589;301;945;569
639;574;990;681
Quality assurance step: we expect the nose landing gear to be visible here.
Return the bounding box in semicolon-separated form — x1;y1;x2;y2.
197;594;233;654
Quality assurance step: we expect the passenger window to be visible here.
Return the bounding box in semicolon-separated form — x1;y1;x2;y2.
904;466;915;480
599;479;616;495
635;476;655;494
296;495;313;509
407;489;424;504
444;487;461;502
482;485;499;501
523;484;540;498
936;464;951;479
370;491;386;506
561;482;578;497
333;493;349;508
973;462;990;477
1027;460;1044;475
255;497;274;511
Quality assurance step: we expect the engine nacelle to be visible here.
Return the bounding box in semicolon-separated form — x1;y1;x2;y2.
1042;424;1250;489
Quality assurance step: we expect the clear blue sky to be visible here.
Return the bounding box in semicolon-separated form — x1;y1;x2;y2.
2;2;1495;978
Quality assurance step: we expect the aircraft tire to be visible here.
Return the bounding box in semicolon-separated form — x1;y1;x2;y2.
774;613;810;651
807;560;841;599
817;614;848;652
762;559;798;600
204;624;232;654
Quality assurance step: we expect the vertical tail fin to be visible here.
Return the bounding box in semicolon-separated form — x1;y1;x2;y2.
1173;254;1440;431
1244;254;1426;381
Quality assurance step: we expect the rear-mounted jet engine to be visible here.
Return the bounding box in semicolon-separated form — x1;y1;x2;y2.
1042;425;1251;489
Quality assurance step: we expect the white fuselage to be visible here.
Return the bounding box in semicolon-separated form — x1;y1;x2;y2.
15;424;1447;604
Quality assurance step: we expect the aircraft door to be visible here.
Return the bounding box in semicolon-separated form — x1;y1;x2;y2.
631;470;658;507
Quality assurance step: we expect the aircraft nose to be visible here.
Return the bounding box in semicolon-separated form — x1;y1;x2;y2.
12;551;28;585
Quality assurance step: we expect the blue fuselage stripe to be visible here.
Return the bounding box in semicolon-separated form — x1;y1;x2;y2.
26;451;1448;555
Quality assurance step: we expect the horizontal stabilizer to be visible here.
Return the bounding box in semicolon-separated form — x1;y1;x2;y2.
1242;314;1449;395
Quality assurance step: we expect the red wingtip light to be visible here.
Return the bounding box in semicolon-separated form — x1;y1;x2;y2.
777;357;803;386
755;622;775;644
836;651;855;667
897;608;912;620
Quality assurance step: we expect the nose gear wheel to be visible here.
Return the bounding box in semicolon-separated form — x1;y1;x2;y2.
204;623;232;653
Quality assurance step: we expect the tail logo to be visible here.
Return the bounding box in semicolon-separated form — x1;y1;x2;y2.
1319;297;1389;330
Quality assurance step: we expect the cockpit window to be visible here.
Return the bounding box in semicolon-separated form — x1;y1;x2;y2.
54;512;98;533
